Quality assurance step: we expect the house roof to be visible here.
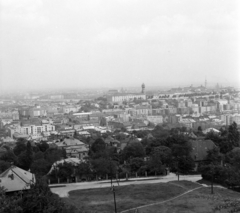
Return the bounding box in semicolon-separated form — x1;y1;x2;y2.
65;145;88;153
48;158;83;174
104;136;120;145
0;166;35;192
13;133;30;139
190;139;216;161
188;132;197;139
120;137;142;150
56;138;85;147
203;128;220;134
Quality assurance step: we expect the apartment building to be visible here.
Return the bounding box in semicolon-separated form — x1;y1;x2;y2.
129;105;152;117
107;93;146;103
146;115;163;124
7;122;55;138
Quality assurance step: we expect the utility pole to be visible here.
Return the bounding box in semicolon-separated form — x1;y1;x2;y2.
110;157;113;187
176;158;180;181
211;164;214;194
112;185;117;213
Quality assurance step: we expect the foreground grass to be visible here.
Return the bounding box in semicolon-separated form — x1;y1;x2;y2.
63;181;198;213
138;187;240;213
63;181;240;213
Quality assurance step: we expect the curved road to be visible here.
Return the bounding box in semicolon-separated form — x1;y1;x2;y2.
51;173;202;197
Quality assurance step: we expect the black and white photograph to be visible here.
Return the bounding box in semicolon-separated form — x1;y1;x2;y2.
0;0;239;212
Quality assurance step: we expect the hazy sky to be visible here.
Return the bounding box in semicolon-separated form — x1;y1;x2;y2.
0;0;239;91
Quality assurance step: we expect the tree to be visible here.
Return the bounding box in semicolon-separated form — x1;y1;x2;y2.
91;158;114;178
122;142;145;161
44;148;65;165
19;178;78;213
30;159;50;177
225;148;240;169
55;162;75;180
177;155;195;174
197;126;202;132
37;141;49;152
152;125;170;139
33;151;44;161
205;131;221;144
13;140;27;156
153;146;172;166
205;147;222;165
17;141;33;171
219;127;228;137
0;160;11;173
115;133;127;141
143;137;162;156
135;130;149;139
205;131;232;154
89;138;106;158
76;161;92;180
147;151;164;175
130;157;144;173
0;150;18;164
171;142;192;158
228;122;240;147
170;139;195;174
0;186;22;213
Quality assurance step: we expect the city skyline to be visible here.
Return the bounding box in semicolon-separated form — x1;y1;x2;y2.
0;0;239;92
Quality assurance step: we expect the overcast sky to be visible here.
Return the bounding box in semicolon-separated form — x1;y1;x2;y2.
0;0;239;92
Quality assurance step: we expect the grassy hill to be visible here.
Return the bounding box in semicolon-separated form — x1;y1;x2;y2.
63;181;240;213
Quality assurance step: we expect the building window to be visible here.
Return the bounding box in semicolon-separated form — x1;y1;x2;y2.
37;127;41;134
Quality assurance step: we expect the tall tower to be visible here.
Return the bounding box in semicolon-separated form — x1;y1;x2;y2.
205;77;207;88
141;83;145;94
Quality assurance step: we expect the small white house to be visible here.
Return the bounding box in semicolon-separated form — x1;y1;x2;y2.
203;128;220;135
47;158;83;175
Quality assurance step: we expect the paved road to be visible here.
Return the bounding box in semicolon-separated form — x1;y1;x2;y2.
51;173;202;197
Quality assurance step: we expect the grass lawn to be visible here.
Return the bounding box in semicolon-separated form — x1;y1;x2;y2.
138;187;240;213
63;181;240;213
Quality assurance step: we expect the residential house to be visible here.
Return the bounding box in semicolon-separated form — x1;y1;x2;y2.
104;136;120;148
190;139;216;170
48;158;82;174
179;118;195;129
0;166;35;192
56;138;88;160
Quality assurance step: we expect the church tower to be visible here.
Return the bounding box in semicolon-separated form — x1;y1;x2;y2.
141;83;145;94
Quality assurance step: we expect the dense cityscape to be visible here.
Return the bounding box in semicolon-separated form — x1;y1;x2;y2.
1;0;239;212
0;83;240;212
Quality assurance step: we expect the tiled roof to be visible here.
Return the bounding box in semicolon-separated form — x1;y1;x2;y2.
190;139;216;161
56;138;85;147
